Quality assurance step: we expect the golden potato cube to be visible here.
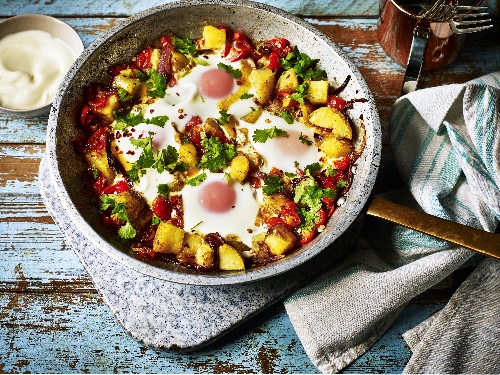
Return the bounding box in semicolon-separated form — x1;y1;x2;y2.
319;135;352;159
95;94;120;123
309;107;352;140
249;68;276;104
240;108;262;124
153;221;186;254
229;154;250;184
264;223;297;256
307;80;329;105
113;75;141;96
111;139;133;172
179;143;199;169
218;244;245;271
171;51;190;73
84;149;116;184
196;243;215;269
150;48;161;71
276;68;299;93
202;25;226;50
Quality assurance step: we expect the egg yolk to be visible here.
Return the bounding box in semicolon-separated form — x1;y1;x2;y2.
275;130;311;157
199;181;237;213
198;68;234;99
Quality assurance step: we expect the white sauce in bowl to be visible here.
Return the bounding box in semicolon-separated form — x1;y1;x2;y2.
0;30;76;110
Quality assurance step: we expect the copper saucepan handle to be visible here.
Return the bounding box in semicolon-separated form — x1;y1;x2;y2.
366;197;500;259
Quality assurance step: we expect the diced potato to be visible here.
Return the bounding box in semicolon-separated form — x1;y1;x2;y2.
222;116;238;139
240;108;262;124
218;244;245;270
153;221;186;254
114;190;152;230
150;48;161;71
249;68;276;104
229;154;250;184
309;107;352;140
84;149;116;184
196;243;215;269
257;193;290;225
307;80;329;105
276;68;299;93
113;75;141;96
179;143;198;169
171;51;190;73
94;94;120;123
177;232;203;263
319;135;352;159
204;118;224;134
202;25;226;50
264;223;297;256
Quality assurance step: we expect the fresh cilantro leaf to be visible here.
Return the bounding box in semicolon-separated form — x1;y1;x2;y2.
134;69;149;82
280;111;294;124
290;82;309;105
118;88;132;102
323;188;337;200
280;46;327;81
118;221;136;240
304;162;322;178
240;93;254;100
157;184;170;197
154;145;189;174
91;165;99;179
299;132;313;146
113;112;168;131
217;62;242;79
194;57;210;66
197;136;237;173
151;216;161;226
337;180;347;188
216;109;231;126
284;171;296;178
262;174;284;196
252;126;288;143
186;172;207;186
147;70;167;98
172;36;197;56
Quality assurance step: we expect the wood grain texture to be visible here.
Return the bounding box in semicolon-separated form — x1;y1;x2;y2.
1;0;499;372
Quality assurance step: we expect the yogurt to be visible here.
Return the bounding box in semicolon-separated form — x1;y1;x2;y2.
0;29;76;110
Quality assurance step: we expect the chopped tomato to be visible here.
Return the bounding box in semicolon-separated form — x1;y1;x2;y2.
86;127;108;151
321;197;336;218
135;48;152;69
299;228;315;244
327;95;348;113
102;180;130;196
226;32;258;62
267;51;281;69
333;155;350;171
281;201;301;227
266;216;286;228
92;175;108;196
160;35;173;48
152;196;172;221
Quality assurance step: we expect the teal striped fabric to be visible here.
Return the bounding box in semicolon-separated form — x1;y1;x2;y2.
284;72;500;373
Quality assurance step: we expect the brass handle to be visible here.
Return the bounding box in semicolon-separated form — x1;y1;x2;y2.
365;197;500;259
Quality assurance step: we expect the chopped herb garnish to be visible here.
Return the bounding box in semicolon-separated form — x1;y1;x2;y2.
216;109;231;126
262;174;285;196
217;62;242;79
186;172;207;186
100;194;136;240
280;45;327;81
118;88;133;102
172;36;197;56
191;221;203;231
280;111;294;124
252;126;288;143
197;136;237;173
91;165;99;179
240;93;254;100
304;162;322;177
113;112;168;131
147;70;167;98
151;216;161;226
290;82;309;105
337;180;347;188
134;69;148;82
157;184;170;197
299;132;313;146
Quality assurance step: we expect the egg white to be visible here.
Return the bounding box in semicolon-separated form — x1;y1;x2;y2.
182;172;264;247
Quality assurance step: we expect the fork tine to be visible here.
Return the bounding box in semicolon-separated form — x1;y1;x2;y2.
454;12;490;18
455;6;488;11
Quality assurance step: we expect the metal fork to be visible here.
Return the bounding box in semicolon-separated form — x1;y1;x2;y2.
450;6;493;34
418;0;455;21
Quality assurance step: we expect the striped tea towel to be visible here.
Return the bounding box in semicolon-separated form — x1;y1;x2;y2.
284;72;500;373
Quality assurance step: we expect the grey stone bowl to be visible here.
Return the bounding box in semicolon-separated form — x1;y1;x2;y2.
46;0;381;285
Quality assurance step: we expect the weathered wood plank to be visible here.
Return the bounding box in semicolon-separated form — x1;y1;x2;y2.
0;0;380;18
0;291;448;374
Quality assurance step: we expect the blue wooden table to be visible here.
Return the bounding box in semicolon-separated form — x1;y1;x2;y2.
1;0;499;373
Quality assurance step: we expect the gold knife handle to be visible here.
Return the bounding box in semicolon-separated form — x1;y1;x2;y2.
365;197;500;260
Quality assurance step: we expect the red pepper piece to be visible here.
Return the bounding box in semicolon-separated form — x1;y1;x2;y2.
327;95;348;113
267;51;281;69
86;127;108;151
299;228;315;244
102;180;130;196
135;48;152;69
152;196;172;221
